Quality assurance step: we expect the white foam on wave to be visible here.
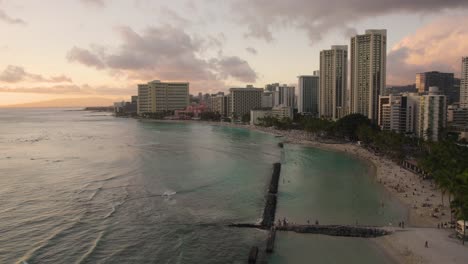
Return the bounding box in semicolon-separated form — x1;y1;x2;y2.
162;190;177;196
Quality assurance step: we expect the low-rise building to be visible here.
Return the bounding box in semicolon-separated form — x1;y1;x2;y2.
448;106;468;128
250;106;294;125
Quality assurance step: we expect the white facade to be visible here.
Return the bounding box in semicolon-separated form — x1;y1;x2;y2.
137;80;189;114
250;109;272;125
350;29;387;122
229;85;263;117
250;106;294;125
418;87;447;141
461;57;468;108
298;74;320;115
264;83;295;108
378;94;420;134
320;45;348;120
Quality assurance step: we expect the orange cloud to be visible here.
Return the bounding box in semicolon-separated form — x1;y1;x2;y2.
388;16;468;84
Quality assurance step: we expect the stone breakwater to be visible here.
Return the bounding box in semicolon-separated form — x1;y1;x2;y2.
261;163;281;228
276;224;390;238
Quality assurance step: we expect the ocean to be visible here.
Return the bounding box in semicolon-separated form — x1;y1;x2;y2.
0;109;406;263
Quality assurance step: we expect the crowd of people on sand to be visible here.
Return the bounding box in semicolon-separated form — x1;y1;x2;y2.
275;217;320;227
242;126;451;227
210;122;451;228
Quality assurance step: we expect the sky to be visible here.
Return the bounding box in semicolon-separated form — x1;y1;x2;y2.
1;0;468;106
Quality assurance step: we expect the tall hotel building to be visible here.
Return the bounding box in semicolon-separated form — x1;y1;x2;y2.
350;29;387;122
264;83;295;108
418;87;447;141
229;85;263;117
461;57;468;108
298;73;320;116
137;80;189;115
320;45;348;120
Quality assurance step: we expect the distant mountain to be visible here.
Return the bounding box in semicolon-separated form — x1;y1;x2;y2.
1;97;119;108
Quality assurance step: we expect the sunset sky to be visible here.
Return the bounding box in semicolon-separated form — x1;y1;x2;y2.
1;0;468;106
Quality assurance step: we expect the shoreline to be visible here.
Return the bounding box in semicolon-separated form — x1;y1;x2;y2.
139;119;467;263
141;119;450;227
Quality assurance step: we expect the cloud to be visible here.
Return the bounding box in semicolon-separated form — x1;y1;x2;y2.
245;47;257;55
229;0;468;42
387;16;468;84
0;9;26;25
0;84;135;96
80;0;106;8
0;65;73;83
67;47;106;69
66;25;257;91
212;56;257;82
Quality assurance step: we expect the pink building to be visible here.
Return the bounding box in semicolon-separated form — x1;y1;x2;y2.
174;103;209;119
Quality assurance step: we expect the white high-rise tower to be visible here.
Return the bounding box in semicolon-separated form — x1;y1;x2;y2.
350;29;387;122
320;45;348;120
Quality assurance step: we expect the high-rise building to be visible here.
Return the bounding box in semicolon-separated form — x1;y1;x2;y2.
210;94;231;117
415;71;456;103
298;74;320;115
229;85;263;117
131;96;138;104
378;94;420;134
279;85;295;108
418;87;447;141
320;45;348;120
137;80;189;115
350;29;387;122
261;92;274;108
264;83;295;108
461;57;468;108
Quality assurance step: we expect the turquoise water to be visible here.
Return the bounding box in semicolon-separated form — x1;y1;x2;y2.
269;145;407;263
0;109;406;263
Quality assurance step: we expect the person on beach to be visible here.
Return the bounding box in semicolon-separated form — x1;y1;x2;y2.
425;241;429;248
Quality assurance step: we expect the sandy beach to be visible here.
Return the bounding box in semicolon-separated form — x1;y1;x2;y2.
208;122;468;263
144;119;468;263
